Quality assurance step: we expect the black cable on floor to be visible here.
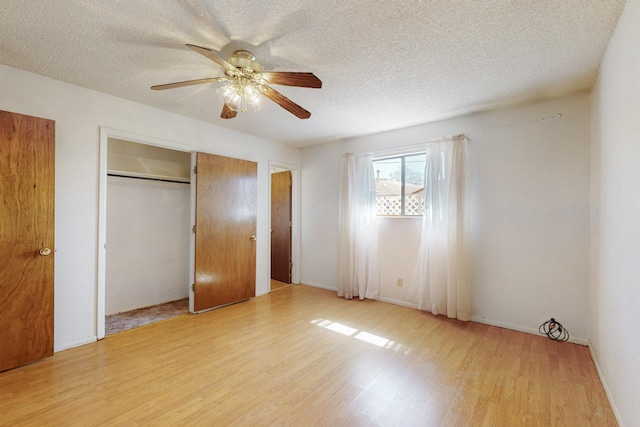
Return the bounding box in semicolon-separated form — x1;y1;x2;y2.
539;318;570;342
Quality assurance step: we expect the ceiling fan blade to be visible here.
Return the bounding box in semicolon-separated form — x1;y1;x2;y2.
221;103;237;119
260;72;322;88
261;85;311;119
186;44;236;72
151;77;228;90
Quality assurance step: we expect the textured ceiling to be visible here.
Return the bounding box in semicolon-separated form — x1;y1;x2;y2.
0;1;625;147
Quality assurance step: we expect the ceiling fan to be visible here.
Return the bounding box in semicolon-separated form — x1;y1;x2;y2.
151;44;322;119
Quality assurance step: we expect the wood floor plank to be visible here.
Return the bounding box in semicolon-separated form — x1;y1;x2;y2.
0;285;617;426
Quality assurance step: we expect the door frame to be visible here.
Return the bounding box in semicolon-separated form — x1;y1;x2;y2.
97;127;196;339
268;161;300;288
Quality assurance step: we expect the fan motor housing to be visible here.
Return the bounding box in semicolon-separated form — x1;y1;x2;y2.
228;50;263;72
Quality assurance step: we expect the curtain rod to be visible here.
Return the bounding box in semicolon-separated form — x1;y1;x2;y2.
354;133;469;157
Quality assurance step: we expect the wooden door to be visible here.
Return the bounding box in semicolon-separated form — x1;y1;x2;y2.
193;152;257;312
0;110;55;372
270;171;292;283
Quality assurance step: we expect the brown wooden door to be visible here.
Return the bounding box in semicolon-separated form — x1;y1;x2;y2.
0;110;55;372
193;152;257;312
270;171;292;283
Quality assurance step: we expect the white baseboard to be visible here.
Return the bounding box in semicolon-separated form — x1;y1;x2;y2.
378;297;418;309
588;342;624;427
300;281;337;292
470;316;589;346
54;335;97;352
299;282;418;310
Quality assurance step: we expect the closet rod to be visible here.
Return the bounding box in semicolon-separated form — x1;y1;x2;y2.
107;173;190;185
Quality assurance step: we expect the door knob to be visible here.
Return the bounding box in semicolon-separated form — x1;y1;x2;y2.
39;247;52;256
250;235;257;241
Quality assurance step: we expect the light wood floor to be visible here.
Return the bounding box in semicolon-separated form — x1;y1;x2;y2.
0;285;616;426
270;278;292;291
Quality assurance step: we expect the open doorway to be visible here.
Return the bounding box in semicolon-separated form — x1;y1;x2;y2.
269;162;300;292
271;168;291;290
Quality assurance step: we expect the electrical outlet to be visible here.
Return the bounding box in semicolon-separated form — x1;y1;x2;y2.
396;277;403;287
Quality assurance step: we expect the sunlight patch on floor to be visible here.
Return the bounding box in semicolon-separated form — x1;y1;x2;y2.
311;318;409;353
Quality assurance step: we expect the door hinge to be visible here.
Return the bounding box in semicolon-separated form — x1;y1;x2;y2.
192;225;196;234
191;283;195;292
193;165;197;174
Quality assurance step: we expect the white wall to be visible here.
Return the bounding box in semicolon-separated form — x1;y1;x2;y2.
106;176;190;315
590;0;640;425
302;92;592;342
377;217;422;306
0;63;301;351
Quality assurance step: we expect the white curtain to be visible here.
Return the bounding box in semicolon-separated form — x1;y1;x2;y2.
338;153;380;300
409;135;471;320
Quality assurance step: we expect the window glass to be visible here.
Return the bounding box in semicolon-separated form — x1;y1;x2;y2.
404;154;426;216
373;153;425;216
374;157;402;215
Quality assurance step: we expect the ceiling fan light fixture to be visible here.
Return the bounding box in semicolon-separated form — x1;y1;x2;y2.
154;44;320;119
216;80;263;113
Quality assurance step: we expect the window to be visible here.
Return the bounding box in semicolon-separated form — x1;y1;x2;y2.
373;153;426;216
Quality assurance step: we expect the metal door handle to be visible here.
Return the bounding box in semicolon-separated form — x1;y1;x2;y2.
39;247;52;256
250;235;257;241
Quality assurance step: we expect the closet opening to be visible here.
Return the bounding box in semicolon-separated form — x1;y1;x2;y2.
99;134;193;337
